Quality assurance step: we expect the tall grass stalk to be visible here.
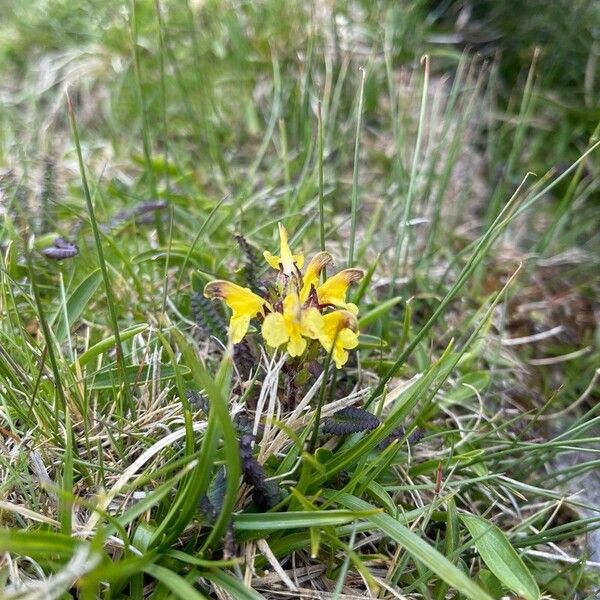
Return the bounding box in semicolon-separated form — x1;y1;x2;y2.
348;66;366;267
66;92;132;414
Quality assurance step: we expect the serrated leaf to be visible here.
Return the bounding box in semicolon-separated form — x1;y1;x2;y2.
322;406;380;435
191;292;227;340
41;237;78;260
200;466;227;520
377;427;423;450
461;513;540;600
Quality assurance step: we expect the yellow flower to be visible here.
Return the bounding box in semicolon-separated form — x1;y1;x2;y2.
315;268;364;314
299;251;333;302
261;292;323;357
204;280;269;344
317;310;359;368
203;224;363;368
263;223;304;277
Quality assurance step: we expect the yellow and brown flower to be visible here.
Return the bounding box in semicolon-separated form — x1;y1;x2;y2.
314;268;363;314
203;224;363;368
204;280;270;343
317;310;359;368
261;292;323;357
263;223;304;278
299;251;334;302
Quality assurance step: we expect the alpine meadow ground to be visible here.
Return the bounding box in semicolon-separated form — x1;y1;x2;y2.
0;1;599;599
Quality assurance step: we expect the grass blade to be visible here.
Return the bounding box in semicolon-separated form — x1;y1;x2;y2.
203;569;267;600
66;92;132;413
143;564;209;600
52;269;102;342
348;66;366;267
233;509;378;532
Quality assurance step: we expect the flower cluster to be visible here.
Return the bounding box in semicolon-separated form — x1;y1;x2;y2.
204;224;363;368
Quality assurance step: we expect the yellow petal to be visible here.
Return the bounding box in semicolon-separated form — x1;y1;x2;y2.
263;223;304;275
292;253;305;269
317;268;364;311
300;251;333;302
204;280;266;316
287;333;307;357
229;315;251;344
321;310;357;338
282;293;304;353
278;223;294;268
338;328;359;350
262;312;289;348
318;311;359;369
332;345;349;368
300;307;324;339
263;250;282;270
282;291;302;316
346;303;359;315
204;279;268;343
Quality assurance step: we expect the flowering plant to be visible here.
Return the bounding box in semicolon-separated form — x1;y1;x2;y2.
204;223;363;368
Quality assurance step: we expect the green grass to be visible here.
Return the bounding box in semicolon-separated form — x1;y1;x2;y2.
1;0;599;598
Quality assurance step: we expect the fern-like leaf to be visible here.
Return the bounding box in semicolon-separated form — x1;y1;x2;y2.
191;292;227;341
239;432;281;511
39;157;56;232
322;406;380;435
377;427;424;450
235;234;261;293
187;389;210;414
199;466;227;520
41;237;78;260
233;338;256;378
102;199;168;233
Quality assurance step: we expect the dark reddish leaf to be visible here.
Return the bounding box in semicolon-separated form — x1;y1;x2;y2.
41;237;78;260
322;406;380;435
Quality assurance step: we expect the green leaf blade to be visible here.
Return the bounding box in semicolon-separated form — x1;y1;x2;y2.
53;269;102;342
332;493;494;600
461;514;540;600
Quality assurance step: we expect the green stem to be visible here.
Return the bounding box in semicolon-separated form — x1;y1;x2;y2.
391;55;430;293
348;67;366;267
130;0;163;244
318;100;326;256
66;92;132;415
